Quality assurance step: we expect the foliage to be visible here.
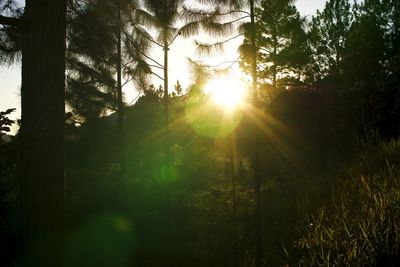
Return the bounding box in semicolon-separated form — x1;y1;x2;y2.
0;108;15;134
0;140;19;266
0;108;18;265
66;0;151;122
0;0;22;65
307;0;353;81
241;0;309;88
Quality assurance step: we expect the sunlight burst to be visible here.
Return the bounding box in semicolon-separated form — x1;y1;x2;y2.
204;77;247;111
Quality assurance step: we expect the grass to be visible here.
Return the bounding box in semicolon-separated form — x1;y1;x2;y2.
296;139;400;266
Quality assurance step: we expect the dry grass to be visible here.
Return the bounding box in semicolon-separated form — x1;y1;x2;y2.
296;139;400;266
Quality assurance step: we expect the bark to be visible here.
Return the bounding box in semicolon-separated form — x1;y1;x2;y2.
163;4;172;264
163;36;170;147
250;1;263;266
393;1;400;52
229;134;239;267
19;0;66;264
116;2;126;176
250;0;258;104
272;25;277;89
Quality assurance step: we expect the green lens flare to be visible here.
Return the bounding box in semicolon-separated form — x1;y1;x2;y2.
159;164;179;184
64;215;135;266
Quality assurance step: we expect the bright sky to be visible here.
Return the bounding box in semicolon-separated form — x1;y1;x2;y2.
0;0;328;133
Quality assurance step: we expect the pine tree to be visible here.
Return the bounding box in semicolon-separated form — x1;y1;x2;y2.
308;0;352;81
245;0;306;89
185;1;263;265
67;0;152;174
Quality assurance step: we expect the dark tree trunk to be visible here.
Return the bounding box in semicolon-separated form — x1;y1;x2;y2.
116;2;126;176
250;1;263;266
163;35;170;148
393;0;400;52
164;31;175;267
272;26;277;89
228;134;239;267
19;0;66;264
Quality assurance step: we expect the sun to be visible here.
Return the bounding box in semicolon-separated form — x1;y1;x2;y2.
204;76;247;110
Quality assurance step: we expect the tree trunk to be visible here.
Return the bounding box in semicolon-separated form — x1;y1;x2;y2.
250;1;263;266
272;24;277;89
19;0;66;264
163;10;173;264
163;36;170;147
250;0;258;105
116;1;126;176
393;0;400;52
229;134;239;267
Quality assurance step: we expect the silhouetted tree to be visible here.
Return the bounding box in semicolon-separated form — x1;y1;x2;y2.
185;0;264;265
0;108;15;135
307;0;352;81
343;13;385;87
242;0;306;89
67;0;152;174
0;0;22;65
137;0;200;154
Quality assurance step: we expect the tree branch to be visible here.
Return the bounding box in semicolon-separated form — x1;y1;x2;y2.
230;15;250;24
148;64;164;70
122;77;134;87
217;10;251;17
139;50;164;68
195;33;244;55
202;57;241;68
132;24;163;48
151;71;164;81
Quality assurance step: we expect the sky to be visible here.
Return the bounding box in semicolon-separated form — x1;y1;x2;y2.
0;0;329;133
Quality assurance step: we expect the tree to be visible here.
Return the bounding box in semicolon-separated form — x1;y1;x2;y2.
342;12;385;87
66;0;120;123
308;0;352;81
356;0;400;64
0;1;21;65
137;0;200;157
184;0;264;265
340;0;400;139
245;0;306;89
128;3;202;264
18;0;67;264
67;0;152;174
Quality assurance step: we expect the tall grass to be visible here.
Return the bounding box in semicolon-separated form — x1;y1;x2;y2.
296;139;400;266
